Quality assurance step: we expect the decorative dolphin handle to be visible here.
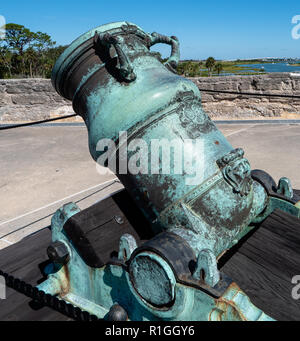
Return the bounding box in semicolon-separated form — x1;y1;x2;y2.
149;32;180;71
93;29;180;82
94;32;137;82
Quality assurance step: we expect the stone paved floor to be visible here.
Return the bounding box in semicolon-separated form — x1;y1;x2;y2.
0;122;299;249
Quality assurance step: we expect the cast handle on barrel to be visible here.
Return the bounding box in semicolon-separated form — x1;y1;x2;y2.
149;32;180;71
94;32;137;82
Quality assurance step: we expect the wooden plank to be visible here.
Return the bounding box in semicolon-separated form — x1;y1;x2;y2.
239;225;300;281
112;190;154;241
84;218;143;264
221;209;300;321
0;228;50;281
221;252;300;321
294;189;300;197
63;190;154;267
66;197;119;235
0;228;70;321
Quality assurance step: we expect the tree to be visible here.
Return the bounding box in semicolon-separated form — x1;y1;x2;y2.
214;62;223;75
43;45;67;78
24;47;38;78
177;61;201;77
3;23;35;54
0;23;61;78
29;32;56;77
3;23;36;75
205;57;216;76
33;31;56;52
0;46;13;78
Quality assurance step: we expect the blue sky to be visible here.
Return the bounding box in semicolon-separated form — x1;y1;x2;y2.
1;0;299;60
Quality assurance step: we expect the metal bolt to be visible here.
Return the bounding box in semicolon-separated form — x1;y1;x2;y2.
114;215;124;224
47;241;70;265
106;304;128;321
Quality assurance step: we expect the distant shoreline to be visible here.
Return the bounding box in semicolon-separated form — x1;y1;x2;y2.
178;59;300;77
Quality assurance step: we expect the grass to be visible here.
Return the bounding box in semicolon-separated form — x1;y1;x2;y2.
216;60;270;75
178;59;268;77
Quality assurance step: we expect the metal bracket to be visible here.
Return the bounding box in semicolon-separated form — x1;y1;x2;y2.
118;234;138;262
193;249;220;287
277;177;293;199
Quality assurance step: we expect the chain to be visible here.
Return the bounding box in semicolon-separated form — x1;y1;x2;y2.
0;269;100;321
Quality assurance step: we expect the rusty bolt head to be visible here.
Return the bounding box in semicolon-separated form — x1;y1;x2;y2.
47;241;70;265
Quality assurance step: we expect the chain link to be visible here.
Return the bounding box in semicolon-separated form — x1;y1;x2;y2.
0;269;100;321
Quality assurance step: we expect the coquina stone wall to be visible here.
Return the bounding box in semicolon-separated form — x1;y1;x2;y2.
190;72;300;118
1;73;300;122
0;78;74;122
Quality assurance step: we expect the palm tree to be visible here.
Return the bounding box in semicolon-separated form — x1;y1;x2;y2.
205;57;216;76
214;62;223;75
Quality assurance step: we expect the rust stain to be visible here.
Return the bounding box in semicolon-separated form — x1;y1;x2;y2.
211;282;248;321
60;265;71;296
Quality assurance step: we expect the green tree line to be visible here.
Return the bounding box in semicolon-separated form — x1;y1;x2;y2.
0;23;67;79
177;57;223;77
0;24;224;79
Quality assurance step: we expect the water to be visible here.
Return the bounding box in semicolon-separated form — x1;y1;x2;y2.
237;62;300;73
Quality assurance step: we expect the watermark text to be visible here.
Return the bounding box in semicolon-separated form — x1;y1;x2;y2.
0;15;6;40
95;132;205;186
292;15;300;40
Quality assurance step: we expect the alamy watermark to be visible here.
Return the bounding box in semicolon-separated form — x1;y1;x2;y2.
0;15;6;40
0;275;6;299
292;15;300;40
292;275;300;300
95;132;205;186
